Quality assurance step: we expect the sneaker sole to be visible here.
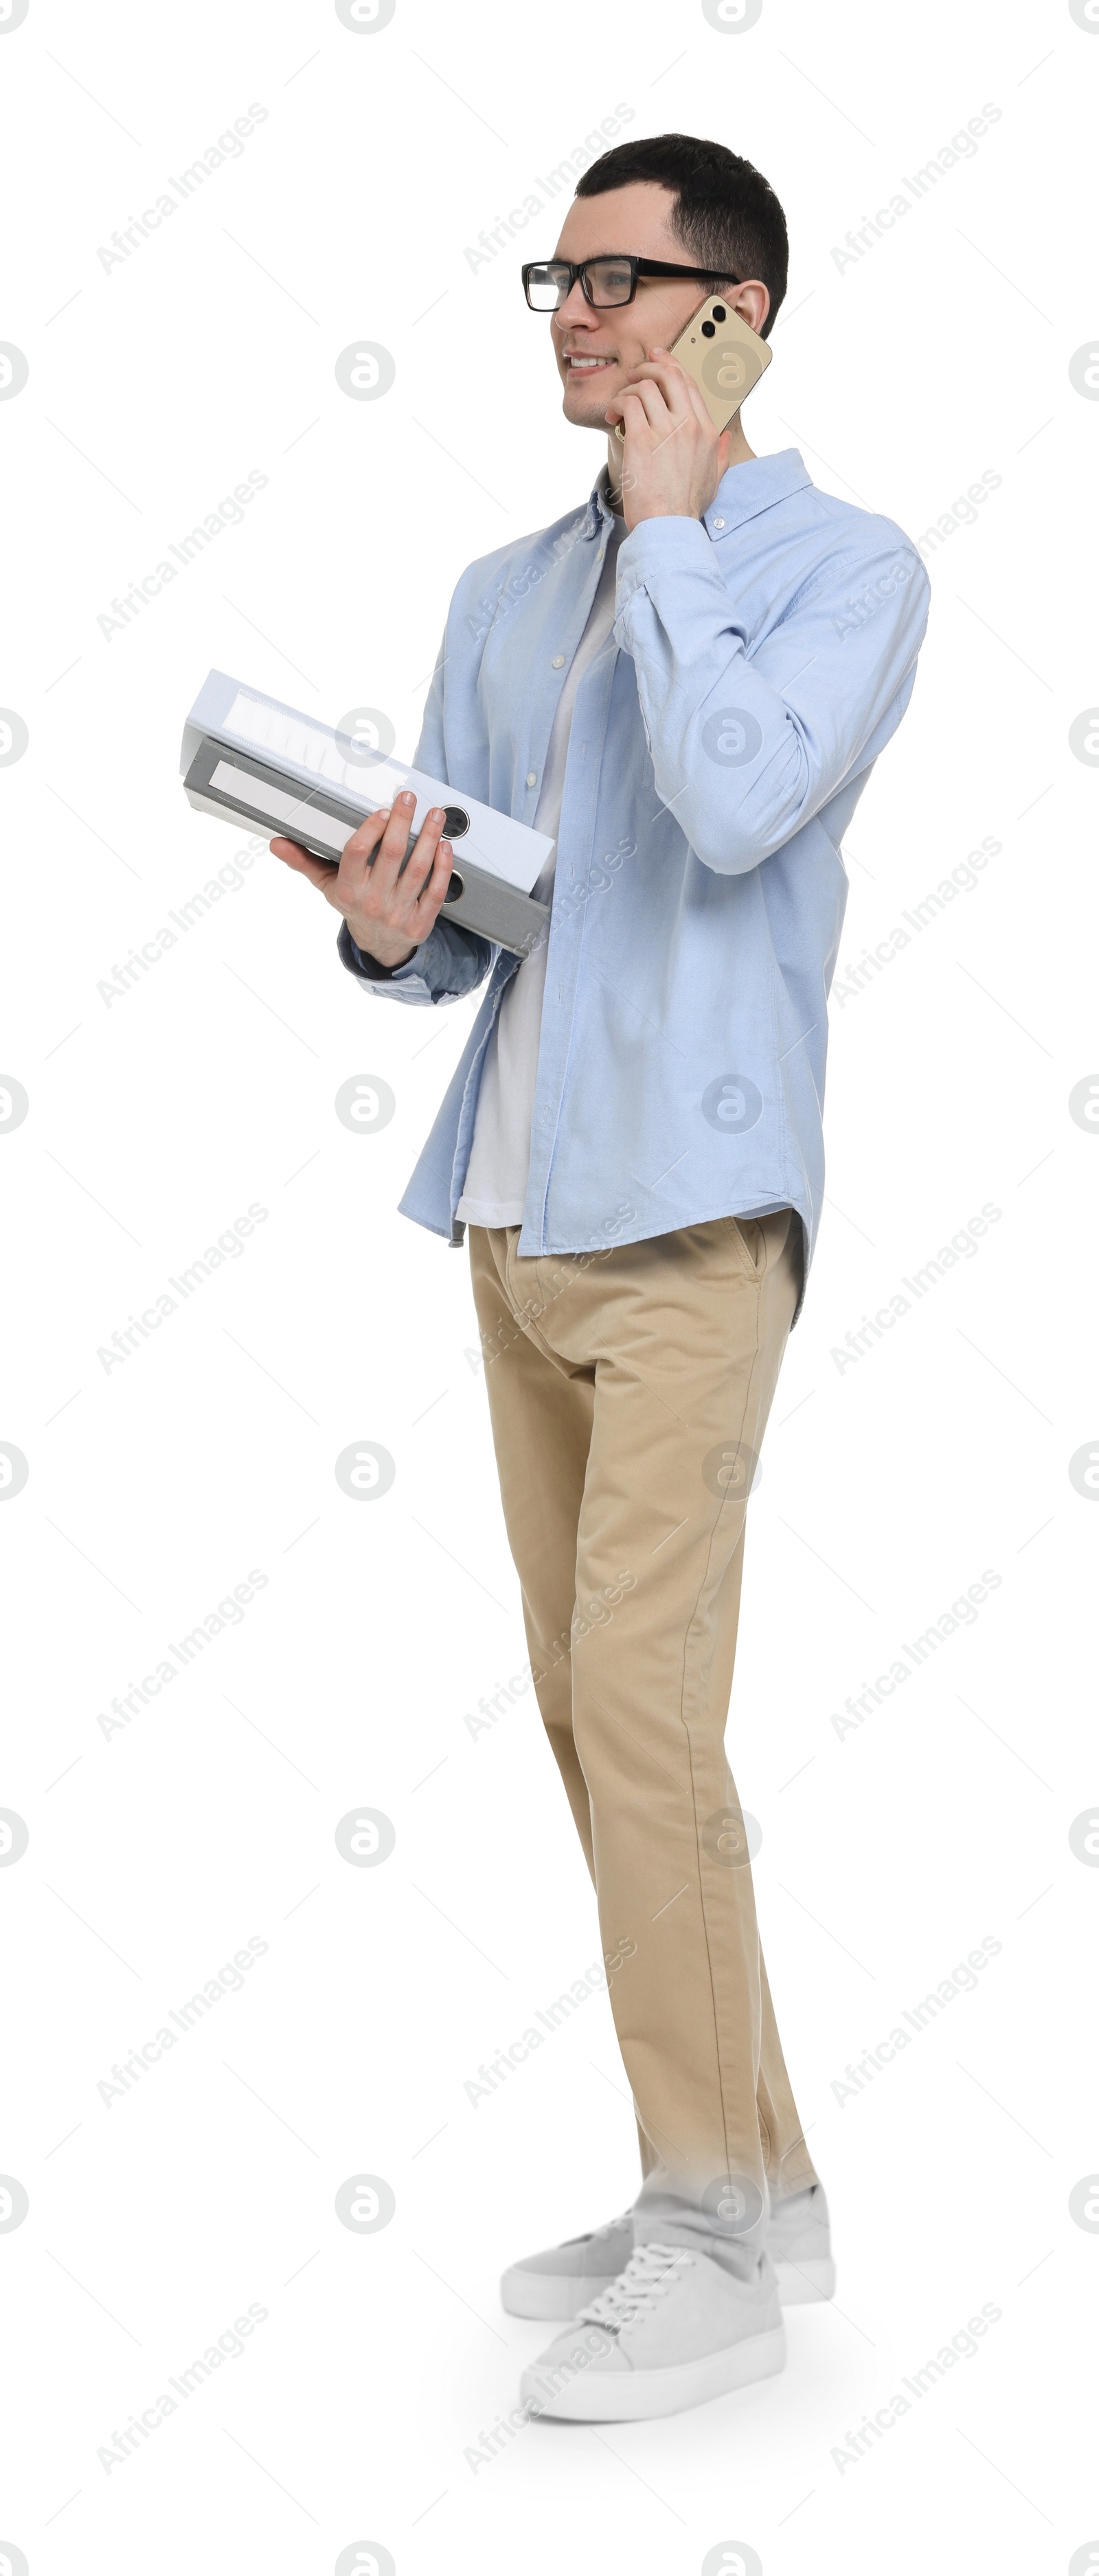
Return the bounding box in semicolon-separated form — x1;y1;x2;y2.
501;2268;619;2320
772;2253;835;2304
521;2321;786;2423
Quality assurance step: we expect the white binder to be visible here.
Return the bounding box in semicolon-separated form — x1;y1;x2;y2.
181;671;553;958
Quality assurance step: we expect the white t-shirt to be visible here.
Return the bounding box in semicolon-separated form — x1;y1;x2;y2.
456;511;626;1228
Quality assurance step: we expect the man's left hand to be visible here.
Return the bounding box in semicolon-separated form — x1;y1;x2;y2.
606;349;731;533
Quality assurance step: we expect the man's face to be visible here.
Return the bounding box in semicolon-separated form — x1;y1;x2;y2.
549;181;744;432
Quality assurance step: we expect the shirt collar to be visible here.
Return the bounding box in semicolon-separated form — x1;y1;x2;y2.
583;462;620;538
582;445;811;541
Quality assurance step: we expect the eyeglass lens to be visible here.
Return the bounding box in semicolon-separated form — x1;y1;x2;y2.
526;258;637;310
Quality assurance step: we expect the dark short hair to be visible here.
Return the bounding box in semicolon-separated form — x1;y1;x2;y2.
574;133;788;337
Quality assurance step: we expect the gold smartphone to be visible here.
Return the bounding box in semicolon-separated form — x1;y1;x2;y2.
613;292;771;444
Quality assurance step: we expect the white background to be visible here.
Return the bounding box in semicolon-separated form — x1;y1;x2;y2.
1;1;1094;2570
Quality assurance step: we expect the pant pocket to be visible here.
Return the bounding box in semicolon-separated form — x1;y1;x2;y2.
723;1215;768;1279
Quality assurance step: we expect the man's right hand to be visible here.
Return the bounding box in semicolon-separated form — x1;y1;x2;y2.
269;788;455;971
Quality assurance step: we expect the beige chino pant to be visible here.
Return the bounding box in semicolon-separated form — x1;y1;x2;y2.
468;1210;819;2237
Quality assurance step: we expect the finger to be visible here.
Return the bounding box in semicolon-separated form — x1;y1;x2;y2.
628;355;714;437
338;803;394;886
634;352;696;415
372;788;420;882
675;367;717;435
269;836;340;892
402;805;449;898
604;382;654;433
616;376;676;435
411;833;454;921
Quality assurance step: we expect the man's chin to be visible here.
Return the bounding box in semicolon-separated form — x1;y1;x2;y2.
561;384;620;432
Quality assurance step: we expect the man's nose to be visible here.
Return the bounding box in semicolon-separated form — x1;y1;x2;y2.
553;281;594;330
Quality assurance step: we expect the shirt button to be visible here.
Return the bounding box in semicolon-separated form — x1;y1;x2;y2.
712;516;725;530
552;654;565;669
526;770;537;787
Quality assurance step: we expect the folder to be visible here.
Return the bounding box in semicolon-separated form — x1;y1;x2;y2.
180;671;552;959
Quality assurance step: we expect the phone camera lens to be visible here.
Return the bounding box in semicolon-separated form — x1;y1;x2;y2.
700;319;716;338
711;304;727;323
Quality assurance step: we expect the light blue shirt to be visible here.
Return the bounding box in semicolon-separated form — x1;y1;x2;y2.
339;448;929;1316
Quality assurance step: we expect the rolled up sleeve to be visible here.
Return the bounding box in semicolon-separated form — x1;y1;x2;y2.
614;512;930;874
337;914;492;1005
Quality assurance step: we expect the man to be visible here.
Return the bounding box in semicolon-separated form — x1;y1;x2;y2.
271;133;929;2422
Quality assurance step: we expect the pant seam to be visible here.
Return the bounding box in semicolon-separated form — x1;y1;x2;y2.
678;1265;768;2185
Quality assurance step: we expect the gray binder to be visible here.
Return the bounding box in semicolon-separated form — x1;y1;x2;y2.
182;735;550;960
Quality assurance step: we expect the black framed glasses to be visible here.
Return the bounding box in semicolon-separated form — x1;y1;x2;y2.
521;255;739;312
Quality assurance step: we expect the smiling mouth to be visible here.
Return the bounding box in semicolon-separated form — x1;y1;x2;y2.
564;353;615;375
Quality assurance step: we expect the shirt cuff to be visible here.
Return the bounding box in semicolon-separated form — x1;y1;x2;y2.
614;509;717;610
337;916;427;986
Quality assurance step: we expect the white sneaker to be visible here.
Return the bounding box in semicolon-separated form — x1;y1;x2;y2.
501;2210;634;2319
501;2182;834;2319
520;2242;786;2423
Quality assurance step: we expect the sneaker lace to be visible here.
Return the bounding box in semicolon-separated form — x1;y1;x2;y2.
577;2241;690;2333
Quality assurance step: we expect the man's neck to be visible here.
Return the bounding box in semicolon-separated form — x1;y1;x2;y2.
604;415;758;514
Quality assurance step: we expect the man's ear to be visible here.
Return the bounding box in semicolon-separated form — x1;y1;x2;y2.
732;279;770;338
